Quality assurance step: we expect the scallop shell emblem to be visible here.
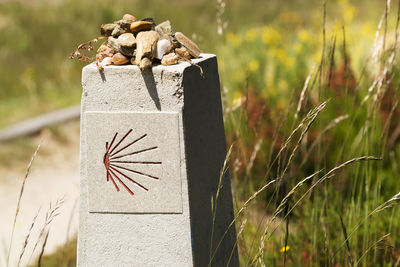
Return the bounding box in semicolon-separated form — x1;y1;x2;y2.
103;129;161;196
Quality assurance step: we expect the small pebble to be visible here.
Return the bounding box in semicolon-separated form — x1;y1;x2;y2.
96;44;115;62
175;32;201;58
156;39;172;60
130;21;153;33
161;52;179;65
141;18;155;24
155;20;179;48
111;25;129;37
118;33;136;48
107;36;121;51
99;57;112;68
135;30;159;64
100;23;117;36
139;57;152;70
122;14;137;21
116;19;133;31
155;20;172;39
120;46;136;57
111;53;129;65
175;46;191;60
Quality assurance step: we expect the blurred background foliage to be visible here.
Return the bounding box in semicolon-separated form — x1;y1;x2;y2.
1;0;400;266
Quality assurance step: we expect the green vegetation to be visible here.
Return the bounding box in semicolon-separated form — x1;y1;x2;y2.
2;0;400;266
31;236;77;267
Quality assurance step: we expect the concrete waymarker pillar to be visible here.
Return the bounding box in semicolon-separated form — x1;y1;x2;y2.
78;54;239;266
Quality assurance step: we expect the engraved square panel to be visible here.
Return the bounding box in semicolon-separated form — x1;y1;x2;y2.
84;111;182;213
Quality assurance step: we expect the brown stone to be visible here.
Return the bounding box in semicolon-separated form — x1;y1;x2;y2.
135;31;159;64
155;20;179;48
175;32;201;58
100;24;117;37
155;20;172;39
118;33;136;48
96;44;115;62
122;14;137;21
111;25;129;37
139;57;153;70
120;46;136;57
107;37;121;52
175;47;191;60
130;21;153;33
161;52;179;65
111;53;129;65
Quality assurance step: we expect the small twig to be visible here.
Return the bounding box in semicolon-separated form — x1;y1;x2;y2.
69;36;107;63
178;56;204;77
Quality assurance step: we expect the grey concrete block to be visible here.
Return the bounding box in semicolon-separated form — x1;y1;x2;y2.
79;54;239;266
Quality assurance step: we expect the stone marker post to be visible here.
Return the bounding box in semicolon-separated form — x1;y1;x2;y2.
79;54;238;266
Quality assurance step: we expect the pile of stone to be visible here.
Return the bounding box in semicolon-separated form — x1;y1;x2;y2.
96;14;201;70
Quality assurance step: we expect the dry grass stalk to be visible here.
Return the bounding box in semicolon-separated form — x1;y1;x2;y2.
277;101;327;181
29;197;65;262
37;231;50;267
17;207;41;267
208;144;232;267
209;178;278;264
300;114;349;167
246;138;262;176
295;66;315;119
7;144;41;267
252;171;321;266
262;101;327;184
251;156;381;266
355;233;391;266
339;214;353;264
226;218;247;266
331;194;399;260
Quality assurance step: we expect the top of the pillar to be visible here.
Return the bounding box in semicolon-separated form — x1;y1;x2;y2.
82;53;216;76
80;53;219;112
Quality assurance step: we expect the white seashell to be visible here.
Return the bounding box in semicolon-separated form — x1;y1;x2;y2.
156;39;172;60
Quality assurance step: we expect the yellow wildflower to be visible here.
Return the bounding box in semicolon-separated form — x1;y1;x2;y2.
294;43;303;53
226;32;240;48
284;56;295;69
280;245;290;253
232;92;244;108
276;48;287;61
245;28;258;42
248;59;260;72
298;29;311;43
343;3;357;23
262;26;281;46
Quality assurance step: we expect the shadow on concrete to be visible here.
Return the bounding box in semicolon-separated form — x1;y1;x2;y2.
141;69;161;110
98;69;106;82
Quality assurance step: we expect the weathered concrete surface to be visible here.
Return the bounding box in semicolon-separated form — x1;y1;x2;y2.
79;54;238;266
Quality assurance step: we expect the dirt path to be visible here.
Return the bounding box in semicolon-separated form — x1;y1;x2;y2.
0;121;80;267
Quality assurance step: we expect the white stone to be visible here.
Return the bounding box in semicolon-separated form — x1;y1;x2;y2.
99;57;112;68
79;54;238;266
156;39;172;60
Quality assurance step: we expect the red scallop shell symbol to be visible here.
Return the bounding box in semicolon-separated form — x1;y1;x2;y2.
103;129;161;196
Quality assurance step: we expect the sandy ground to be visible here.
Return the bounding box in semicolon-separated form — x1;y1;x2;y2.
0;121;80;267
